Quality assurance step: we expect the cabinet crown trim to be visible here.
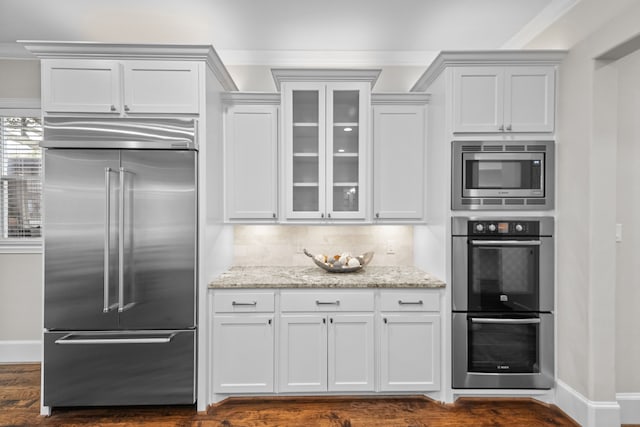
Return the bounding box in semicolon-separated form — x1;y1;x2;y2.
410;49;568;92
222;92;281;105
19;40;238;91
371;93;430;105
271;68;381;91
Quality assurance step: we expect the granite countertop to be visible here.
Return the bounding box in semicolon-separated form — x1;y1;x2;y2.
208;266;446;289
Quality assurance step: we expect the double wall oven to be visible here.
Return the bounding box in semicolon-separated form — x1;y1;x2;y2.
451;217;554;389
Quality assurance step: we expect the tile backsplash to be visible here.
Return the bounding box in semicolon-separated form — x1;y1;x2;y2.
233;225;413;266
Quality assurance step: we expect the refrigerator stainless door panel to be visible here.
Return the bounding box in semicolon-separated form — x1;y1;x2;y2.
44;149;120;330
118;150;196;329
43;330;196;406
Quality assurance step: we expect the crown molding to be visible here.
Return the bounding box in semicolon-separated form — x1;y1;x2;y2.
221;92;280;106
371;92;430;105
502;0;579;49
410;49;568;92
19;41;238;91
271;68;382;91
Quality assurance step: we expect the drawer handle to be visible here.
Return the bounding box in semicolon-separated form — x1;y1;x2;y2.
398;300;423;305
232;301;257;306
316;300;340;305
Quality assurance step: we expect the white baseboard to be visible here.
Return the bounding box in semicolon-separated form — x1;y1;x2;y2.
0;340;41;363
556;380;621;427
617;393;640;424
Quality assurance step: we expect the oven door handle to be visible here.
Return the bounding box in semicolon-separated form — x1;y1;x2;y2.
470;240;541;246
471;317;541;325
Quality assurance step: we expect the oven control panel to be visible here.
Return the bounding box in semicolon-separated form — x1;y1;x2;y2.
468;220;539;236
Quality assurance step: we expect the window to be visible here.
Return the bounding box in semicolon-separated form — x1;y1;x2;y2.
0;116;43;248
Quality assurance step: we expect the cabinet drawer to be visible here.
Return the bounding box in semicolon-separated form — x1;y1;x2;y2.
213;292;275;313
380;290;440;312
281;291;374;312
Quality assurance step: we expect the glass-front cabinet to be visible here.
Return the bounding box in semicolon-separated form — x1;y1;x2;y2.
283;81;369;220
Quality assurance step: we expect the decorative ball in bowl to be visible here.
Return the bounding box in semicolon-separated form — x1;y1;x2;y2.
304;249;374;273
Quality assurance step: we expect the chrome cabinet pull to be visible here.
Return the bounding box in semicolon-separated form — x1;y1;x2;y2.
110;105;117;112
327;213;331;218
506;124;512;131
103;168;116;313
321;213;325;218
55;333;176;345
471;318;541;325
124;105;130;112
498;125;504;131
231;301;257;306
398;300;423;305
470;240;541;246
316;300;340;305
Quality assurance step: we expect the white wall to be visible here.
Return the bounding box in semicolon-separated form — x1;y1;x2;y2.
226;65;426;92
0;59;42;343
0;254;41;340
527;0;640;402
614;50;640;394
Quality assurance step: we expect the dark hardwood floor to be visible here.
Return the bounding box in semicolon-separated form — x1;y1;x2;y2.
0;363;589;426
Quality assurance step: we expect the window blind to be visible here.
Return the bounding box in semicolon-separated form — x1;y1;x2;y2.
0;116;43;240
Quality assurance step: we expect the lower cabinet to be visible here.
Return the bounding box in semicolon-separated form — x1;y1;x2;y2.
212;314;274;393
379;314;441;391
279;314;375;392
210;288;440;399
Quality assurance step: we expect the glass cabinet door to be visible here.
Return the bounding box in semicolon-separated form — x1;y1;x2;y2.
284;81;368;220
326;83;368;219
288;85;325;218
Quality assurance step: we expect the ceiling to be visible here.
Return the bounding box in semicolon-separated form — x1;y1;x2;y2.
0;0;578;66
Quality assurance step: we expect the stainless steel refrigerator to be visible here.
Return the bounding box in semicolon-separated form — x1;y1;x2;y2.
41;118;197;407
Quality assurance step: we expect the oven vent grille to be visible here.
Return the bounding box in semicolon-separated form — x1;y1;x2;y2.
461;145;481;151
527;145;547;151
482;199;503;205
482;145;504;152
461;198;481;205
527;199;547;205
505;145;525;151
505;199;525;205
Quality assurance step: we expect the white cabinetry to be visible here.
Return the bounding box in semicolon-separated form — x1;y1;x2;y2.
452;66;555;133
278;291;375;392
372;94;429;221
211;291;275;393
379;290;441;391
42;60;199;114
282;82;369;220
223;94;279;221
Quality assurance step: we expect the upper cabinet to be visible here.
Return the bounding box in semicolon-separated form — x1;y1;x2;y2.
372;94;429;221
274;69;380;221
42;59;200;115
223;93;280;222
452;66;555;134
283;81;369;220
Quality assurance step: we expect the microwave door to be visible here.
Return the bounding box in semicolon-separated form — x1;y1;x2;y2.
462;152;544;198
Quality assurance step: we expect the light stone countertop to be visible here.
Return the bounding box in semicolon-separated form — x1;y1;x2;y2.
208;266;446;289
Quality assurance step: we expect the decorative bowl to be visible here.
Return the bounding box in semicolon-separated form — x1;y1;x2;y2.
304;249;374;273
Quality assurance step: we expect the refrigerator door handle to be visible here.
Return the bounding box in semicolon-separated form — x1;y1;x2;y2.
118;167;125;313
103;168;117;313
54;333;177;345
118;167;136;313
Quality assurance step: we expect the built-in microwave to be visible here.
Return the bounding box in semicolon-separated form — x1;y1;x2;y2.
452;141;554;210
